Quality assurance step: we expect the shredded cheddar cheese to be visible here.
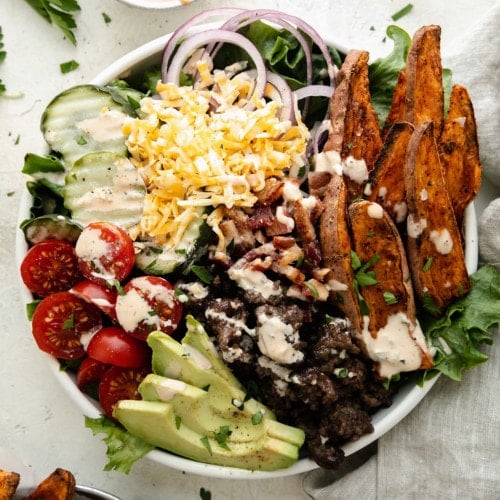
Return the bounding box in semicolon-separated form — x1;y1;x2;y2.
123;61;309;247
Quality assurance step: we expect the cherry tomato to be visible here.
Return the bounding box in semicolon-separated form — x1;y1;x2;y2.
76;356;111;396
20;239;81;297
70;279;118;321
75;222;135;286
87;326;151;368
98;365;149;419
31;291;102;360
115;276;183;340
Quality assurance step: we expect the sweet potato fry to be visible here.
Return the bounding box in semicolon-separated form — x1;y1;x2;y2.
438;84;482;229
367;121;414;225
319;172;362;334
348;200;434;377
404;121;470;314
25;468;76;500
404;25;444;139
0;469;20;500
323;49;382;200
382;69;407;139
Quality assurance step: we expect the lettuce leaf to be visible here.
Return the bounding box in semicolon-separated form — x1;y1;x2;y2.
421;265;500;382
85;415;154;473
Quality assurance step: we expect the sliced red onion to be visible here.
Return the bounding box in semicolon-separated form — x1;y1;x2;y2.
164;29;268;108
265;71;294;122
294;85;334;101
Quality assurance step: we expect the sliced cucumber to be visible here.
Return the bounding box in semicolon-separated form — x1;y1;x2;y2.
135;208;212;276
41;84;141;169
20;214;83;245
63;151;146;229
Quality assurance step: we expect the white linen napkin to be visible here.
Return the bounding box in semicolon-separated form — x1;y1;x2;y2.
304;3;500;498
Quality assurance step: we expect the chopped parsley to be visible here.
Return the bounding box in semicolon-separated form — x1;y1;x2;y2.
213;425;232;450
391;3;414;21
383;291;399;305
102;12;112;24
423;256;434;272
60;59;79;74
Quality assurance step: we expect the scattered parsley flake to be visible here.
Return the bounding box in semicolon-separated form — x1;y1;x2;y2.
191;265;214;285
383;291;399;305
175;415;182;430
200;436;212;455
102;12;112;24
251;410;264;425
200;488;212;500
213;425;232;450
60;59;79;74
423;256;434;272
391;3;413;22
63;313;74;330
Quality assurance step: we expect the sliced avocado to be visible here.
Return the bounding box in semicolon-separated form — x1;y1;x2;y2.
113;399;302;471
147;330;275;420
138;373;304;447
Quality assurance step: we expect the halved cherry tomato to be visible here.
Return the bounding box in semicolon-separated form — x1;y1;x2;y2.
76;356;111;397
31;291;102;360
20;239;81;297
115;276;183;340
75;222;135;286
98;365;149;418
70;279;118;321
87;326;151;368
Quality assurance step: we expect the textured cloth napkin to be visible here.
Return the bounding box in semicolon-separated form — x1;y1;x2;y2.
304;3;500;499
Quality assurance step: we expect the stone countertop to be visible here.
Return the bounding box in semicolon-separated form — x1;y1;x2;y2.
1;1;498;499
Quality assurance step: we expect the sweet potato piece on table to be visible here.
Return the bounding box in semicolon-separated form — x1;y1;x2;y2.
367;121;414;225
438;84;482;229
348;200;434;378
404;25;444;139
323;49;382;200
0;469;20;500
404;121;470;314
25;468;76;500
319;172;362;334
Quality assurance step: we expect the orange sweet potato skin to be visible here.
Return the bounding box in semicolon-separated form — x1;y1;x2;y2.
0;469;20;500
25;468;76;500
323;49;382;200
438;84;482;229
404;121;470;314
404;25;444;139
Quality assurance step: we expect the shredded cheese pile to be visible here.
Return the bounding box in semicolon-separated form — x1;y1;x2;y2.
123;62;309;247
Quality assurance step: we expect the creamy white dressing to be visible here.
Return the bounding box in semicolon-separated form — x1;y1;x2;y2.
314;150;343;175
205;306;255;335
360;313;424;378
342;156;369;184
256;312;304;364
393;202;408;224
155;378;187;401
77;108;127;142
367;202;384;219
429;228;453;254
75;227;115;280
228;266;281;299
420;188;429;201
282;180;303;202
275;205;295;232
406;214;427;238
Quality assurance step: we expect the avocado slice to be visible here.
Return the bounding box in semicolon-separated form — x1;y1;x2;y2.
113;399;302;471
138;373;305;447
147;330;275;420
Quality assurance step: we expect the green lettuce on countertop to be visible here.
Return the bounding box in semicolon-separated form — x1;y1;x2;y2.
421;265;500;382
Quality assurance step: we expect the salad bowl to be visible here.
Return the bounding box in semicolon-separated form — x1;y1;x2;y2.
16;12;479;480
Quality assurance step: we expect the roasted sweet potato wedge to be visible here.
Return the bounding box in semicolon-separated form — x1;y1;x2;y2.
405;25;444;139
404;121;470;314
348;200;434;377
323;49;382;200
0;469;20;500
367;121;414;225
25;468;76;500
438;84;482;229
319;172;362;334
382;69;407;139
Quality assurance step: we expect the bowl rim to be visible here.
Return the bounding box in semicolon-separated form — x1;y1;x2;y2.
15;23;479;479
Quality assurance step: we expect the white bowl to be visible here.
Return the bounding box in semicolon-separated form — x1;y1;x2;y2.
16;26;479;480
116;0;197;10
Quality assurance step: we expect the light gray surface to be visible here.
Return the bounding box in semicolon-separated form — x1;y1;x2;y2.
1;1;498;499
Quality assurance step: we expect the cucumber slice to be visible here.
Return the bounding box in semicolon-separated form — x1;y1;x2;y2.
135;208;212;276
20;214;83;245
63;151;146;229
41;84;138;169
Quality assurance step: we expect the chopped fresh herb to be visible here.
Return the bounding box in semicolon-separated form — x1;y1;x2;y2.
200;436;212;455
391;3;414;22
251;410;264;425
62;313;74;330
76;135;87;145
366;231;375;238
351;251;362;271
200;487;212;500
383;291;399;305
190;265;214;285
7;191;15;197
423;256;433;272
60;59;79;74
297;165;307;178
110;279;125;296
23;0;81;45
26;300;41;321
304;281;319;300
175;248;187;255
102;12;111;24
213;425;232;449
175;415;182;429
335;367;348;378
